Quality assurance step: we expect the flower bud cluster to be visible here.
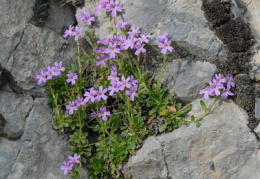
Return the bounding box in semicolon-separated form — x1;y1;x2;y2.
199;74;235;101
35;62;65;85
63;25;84;41
60;153;80;175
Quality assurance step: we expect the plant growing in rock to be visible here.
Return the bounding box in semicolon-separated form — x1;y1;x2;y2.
35;0;235;178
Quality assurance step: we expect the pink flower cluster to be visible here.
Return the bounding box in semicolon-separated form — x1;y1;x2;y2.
199;74;235;101
95;28;151;59
63;25;84;41
60;153;80;175
107;66;139;101
75;8;95;25
157;32;174;54
96;0;123;17
66;96;85;115
36;61;65;85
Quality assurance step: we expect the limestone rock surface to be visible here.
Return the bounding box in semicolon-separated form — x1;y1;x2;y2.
0;98;71;179
82;0;227;62
162;57;216;102
122;99;260;179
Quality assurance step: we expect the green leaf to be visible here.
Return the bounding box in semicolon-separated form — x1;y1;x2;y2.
108;27;114;33
200;100;207;113
175;103;192;117
149;106;159;115
176;103;182;111
159;123;167;132
191;115;195;122
195;121;201;128
128;150;136;155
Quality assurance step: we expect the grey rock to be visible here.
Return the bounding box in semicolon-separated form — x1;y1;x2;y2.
5;98;72;179
0;0;34;69
162;57;216;102
123;99;260;179
9;24;76;90
81;0;227;62
255;98;260;119
122;137;167;179
0;92;33;139
45;0;76;34
254;124;260;137
0;138;21;179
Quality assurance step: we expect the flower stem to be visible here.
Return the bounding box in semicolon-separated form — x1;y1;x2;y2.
157;54;167;90
127;97;135;134
101;120;120;145
77;42;82;81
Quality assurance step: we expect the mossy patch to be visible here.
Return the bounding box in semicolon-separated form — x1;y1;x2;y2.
30;0;50;27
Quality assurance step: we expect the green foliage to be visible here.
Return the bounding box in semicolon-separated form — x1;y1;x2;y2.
42;14;217;179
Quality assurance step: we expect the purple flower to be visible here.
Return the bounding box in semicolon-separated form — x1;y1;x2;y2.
46;66;60;80
129;75;139;88
54;61;65;73
96;0;109;14
105;43;120;59
66;71;78;85
60;161;74;175
118;76;131;91
82;11;95;26
75;7;87;20
95;54;109;68
158;39;174;54
124;37;137;50
221;87;234;99
110;65;117;72
95;86;108;102
108;81;120;96
63;25;74;38
90;112;97;118
127;27;141;38
73;26;84;41
138;34;151;44
134;42;146;56
95;47;106;54
209;79;224;96
68;153;81;164
66;101;78;115
117;35;127;50
214;73;226;84
75;96;85;107
157;32;169;43
115;19;129;30
226;74;235;89
125;86;139;101
84;87;97;103
108;70;119;82
106;0;123;17
199;88;214;101
97;107;111;121
36;69;47;85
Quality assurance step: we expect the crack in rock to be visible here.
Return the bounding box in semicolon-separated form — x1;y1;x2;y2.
6;145;22;179
7;25;29;71
154;136;170;179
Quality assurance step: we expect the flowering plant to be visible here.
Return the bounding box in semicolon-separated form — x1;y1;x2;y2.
36;0;235;178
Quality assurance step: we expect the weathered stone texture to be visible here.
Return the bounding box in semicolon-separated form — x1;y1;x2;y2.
82;0;227;62
123;99;260;179
162;57;216;102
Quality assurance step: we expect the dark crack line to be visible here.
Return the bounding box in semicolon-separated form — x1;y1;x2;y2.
57;42;67;60
154;137;170;179
5;146;22;179
7;25;29;70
